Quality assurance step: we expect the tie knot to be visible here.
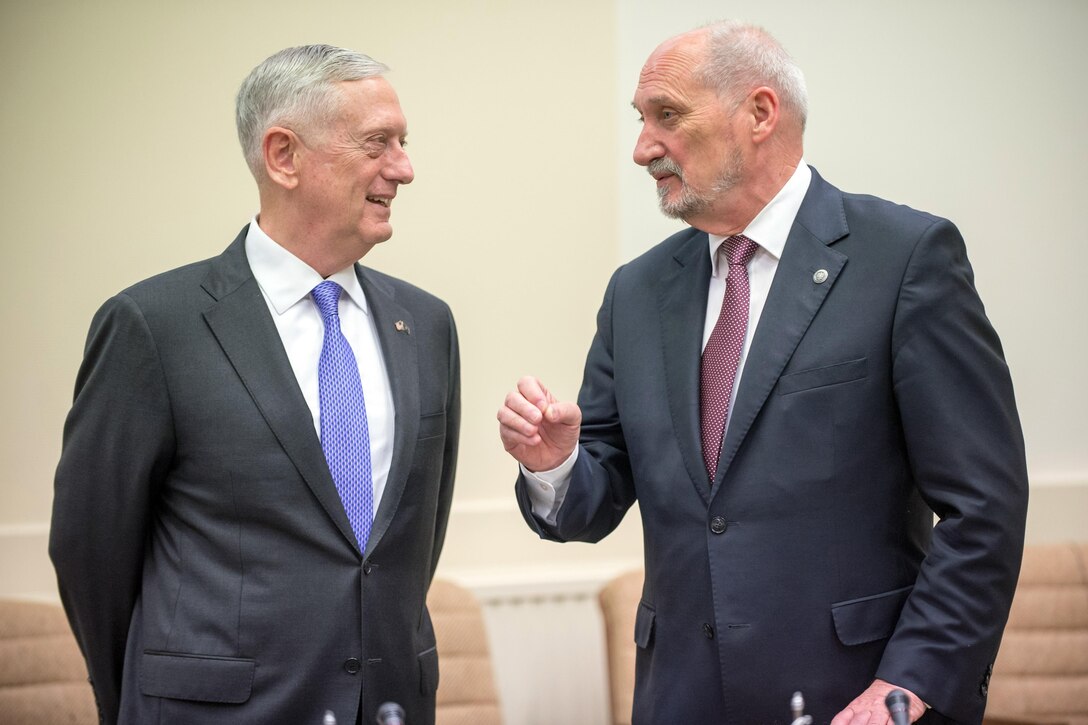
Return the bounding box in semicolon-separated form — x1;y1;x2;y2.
312;281;344;318
721;235;759;267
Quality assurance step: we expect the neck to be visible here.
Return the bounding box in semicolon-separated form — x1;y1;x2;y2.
257;200;371;278
692;154;801;236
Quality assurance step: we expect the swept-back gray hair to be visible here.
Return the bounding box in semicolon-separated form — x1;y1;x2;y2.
235;44;389;178
698;21;808;132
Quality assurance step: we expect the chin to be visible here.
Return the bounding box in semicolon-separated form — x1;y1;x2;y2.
361;225;394;245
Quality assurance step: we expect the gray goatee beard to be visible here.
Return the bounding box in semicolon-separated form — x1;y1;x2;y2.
648;151;743;221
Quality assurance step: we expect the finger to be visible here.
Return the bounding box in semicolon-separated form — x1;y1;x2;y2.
544;400;582;427
831;708;877;725
850;710;873;725
503;389;544;425
497;405;541;439
516;375;553;411
498;424;541;452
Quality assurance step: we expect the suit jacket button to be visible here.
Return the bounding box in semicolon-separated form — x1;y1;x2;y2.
703;623;715;639
344;658;361;674
709;517;727;534
363;563;373;575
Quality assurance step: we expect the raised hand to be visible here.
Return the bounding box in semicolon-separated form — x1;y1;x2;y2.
497;376;582;472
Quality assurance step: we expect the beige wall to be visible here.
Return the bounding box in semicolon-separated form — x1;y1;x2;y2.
2;2;1085;724
2;0;1085;597
0;0;641;600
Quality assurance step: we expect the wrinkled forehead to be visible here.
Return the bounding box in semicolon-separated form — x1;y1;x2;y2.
334;77;408;134
633;33;711;108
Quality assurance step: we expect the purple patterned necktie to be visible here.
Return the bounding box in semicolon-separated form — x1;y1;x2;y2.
700;235;759;480
312;281;373;550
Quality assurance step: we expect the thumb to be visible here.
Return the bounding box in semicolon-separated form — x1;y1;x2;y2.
545;401;582;427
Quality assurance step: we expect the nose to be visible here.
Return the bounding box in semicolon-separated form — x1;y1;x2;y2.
632;124;664;167
385;144;414;185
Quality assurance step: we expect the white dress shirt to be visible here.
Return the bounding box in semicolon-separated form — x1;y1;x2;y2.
245;219;395;513
525;163;813;523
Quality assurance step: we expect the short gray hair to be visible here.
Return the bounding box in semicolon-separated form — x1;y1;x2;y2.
698;21;808;132
235;44;389;178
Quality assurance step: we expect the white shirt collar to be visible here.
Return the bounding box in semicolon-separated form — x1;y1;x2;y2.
244;217;369;316
708;162;812;275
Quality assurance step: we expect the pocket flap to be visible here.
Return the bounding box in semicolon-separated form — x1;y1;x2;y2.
831;585;913;646
778;357;868;395
634;601;656;649
418;645;439;695
140;651;255;703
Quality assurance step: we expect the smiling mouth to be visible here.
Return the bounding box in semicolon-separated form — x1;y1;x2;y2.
366;196;391;207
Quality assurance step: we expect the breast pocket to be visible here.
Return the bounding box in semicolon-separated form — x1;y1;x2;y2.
417;411;446;440
777;357;868;396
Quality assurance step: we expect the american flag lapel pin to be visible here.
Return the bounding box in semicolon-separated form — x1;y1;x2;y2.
394;320;410;334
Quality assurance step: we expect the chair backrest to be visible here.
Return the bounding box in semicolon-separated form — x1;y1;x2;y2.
428;578;504;725
597;569;643;725
985;542;1088;725
0;598;97;724
0;580;504;725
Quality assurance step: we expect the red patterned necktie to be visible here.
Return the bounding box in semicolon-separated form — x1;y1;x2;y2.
700;234;759;480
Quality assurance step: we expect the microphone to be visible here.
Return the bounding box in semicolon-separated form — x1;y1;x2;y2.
789;691;813;725
885;689;910;725
376;702;406;725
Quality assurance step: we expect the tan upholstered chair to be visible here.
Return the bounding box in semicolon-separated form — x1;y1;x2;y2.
428;579;503;725
985;542;1088;725
598;544;1088;725
0;598;97;724
598;568;643;725
0;579;501;725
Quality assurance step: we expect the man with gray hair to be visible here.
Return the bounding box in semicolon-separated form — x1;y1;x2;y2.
499;21;1026;724
51;44;459;725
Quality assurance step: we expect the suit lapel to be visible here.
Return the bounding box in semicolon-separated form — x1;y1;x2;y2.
200;230;360;551
712;168;850;491
357;266;419;559
657;230;716;505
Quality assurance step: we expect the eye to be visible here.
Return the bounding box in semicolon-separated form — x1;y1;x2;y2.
362;136;387;156
661;109;676;121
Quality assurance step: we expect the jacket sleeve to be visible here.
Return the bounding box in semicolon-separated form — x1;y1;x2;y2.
514;268;638;544
49;293;176;724
876;218;1029;723
428;304;460;582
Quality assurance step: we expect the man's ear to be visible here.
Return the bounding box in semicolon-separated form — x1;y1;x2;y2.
746;86;780;144
263;127;302;189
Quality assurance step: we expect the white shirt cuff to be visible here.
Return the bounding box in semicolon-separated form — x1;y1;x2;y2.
521;448;578;526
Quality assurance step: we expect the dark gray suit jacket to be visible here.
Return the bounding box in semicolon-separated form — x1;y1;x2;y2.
517;168;1028;724
51;227;460;725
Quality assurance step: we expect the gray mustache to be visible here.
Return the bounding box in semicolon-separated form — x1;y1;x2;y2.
647;157;683;180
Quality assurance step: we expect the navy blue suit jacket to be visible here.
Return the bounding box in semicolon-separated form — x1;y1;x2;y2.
517;168;1027;724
